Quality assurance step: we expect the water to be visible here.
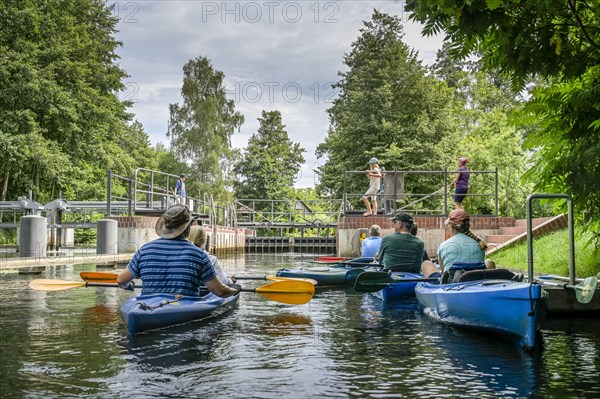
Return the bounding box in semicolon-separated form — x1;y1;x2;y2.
1;254;599;398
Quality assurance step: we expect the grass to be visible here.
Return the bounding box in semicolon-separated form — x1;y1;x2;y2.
492;228;600;278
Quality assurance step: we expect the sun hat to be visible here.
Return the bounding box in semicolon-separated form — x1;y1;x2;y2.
368;158;379;164
445;209;469;226
389;212;414;225
155;205;196;239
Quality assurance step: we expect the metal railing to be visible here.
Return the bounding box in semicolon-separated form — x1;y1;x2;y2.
234;198;343;228
342;168;499;216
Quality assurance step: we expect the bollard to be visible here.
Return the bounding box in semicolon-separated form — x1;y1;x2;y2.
19;215;47;258
18;215;47;274
97;219;118;256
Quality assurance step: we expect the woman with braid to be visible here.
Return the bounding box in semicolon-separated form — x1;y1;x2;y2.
422;209;495;278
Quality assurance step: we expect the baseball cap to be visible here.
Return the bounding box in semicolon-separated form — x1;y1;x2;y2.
368;158;378;164
389;212;414;225
445;209;469;226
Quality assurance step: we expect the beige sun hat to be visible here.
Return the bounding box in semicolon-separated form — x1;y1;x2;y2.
155;205;196;239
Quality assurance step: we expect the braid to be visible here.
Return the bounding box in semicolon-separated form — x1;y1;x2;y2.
452;219;488;251
463;229;489;251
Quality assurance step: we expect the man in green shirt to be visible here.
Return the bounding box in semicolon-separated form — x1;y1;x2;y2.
376;212;425;273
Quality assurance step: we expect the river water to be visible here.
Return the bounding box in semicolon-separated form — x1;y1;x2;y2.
1;253;598;398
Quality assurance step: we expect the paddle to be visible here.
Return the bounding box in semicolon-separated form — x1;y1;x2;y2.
538;276;598;304
29;278;315;305
80;272;316;285
538;275;585;283
353;271;439;293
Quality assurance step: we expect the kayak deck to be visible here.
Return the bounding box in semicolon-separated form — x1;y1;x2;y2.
121;292;239;334
416;280;547;350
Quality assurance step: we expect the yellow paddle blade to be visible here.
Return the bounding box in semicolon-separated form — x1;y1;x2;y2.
254;280;315;305
29;279;86;291
266;276;318;285
80;272;118;283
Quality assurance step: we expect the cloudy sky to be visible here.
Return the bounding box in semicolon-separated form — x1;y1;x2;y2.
112;0;443;188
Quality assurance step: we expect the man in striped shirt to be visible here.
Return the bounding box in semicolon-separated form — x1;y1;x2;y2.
116;205;240;297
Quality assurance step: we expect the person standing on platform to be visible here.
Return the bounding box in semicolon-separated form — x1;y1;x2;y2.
173;174;187;205
452;157;469;210
361;224;382;258
363;158;382;216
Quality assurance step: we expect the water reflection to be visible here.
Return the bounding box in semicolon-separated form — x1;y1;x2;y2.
1;255;600;399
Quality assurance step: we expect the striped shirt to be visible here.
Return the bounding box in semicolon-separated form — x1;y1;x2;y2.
127;238;217;296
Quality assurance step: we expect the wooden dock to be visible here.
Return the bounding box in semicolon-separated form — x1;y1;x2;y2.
0;253;133;271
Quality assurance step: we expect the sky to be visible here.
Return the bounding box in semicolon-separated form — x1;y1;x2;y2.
112;0;444;188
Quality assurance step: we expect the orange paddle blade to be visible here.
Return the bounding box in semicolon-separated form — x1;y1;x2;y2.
80;272;118;283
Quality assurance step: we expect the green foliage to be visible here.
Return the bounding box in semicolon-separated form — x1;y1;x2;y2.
168;57;244;202
492;228;600;278
0;0;152;202
233;110;305;208
406;0;600;244
316;10;459;205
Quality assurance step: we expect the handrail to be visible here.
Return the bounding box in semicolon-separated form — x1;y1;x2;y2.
526;193;574;285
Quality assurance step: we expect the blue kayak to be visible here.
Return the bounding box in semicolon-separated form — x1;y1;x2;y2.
121;292;239;334
373;272;423;301
415;280;547;350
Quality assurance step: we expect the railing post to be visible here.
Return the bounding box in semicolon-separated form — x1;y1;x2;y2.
495;167;499;217
343;170;347;214
106;170;112;218
444;168;448;215
526;193;574;284
127;178;133;217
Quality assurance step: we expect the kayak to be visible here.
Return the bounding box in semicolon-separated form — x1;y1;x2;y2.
373;272;423;301
278;257;378;287
121;292;239;334
415;280;547;350
276;266;352;287
309;256;375;265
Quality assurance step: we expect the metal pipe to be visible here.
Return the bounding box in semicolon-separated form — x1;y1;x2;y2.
526;193;574;284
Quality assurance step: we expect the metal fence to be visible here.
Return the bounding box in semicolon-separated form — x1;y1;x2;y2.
343;168;499;216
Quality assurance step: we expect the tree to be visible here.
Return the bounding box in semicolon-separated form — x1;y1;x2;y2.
431;45;532;217
406;0;600;243
168;57;244;202
316;10;459;207
233;110;305;205
0;0;144;202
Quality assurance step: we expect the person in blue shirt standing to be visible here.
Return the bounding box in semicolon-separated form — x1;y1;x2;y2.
361;224;382;258
173;174;187;205
116;204;240;297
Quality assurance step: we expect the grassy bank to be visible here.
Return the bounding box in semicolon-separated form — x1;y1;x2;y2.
492;228;599;278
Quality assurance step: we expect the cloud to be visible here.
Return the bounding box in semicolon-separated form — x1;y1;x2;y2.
113;1;443;187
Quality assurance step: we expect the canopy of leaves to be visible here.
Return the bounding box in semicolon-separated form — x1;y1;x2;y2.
168;57;245;202
233;110;305;207
316;10;459;204
0;0;153;202
407;0;600;243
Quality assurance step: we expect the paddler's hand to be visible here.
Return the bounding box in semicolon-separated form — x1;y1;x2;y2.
120;281;135;291
227;283;242;295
